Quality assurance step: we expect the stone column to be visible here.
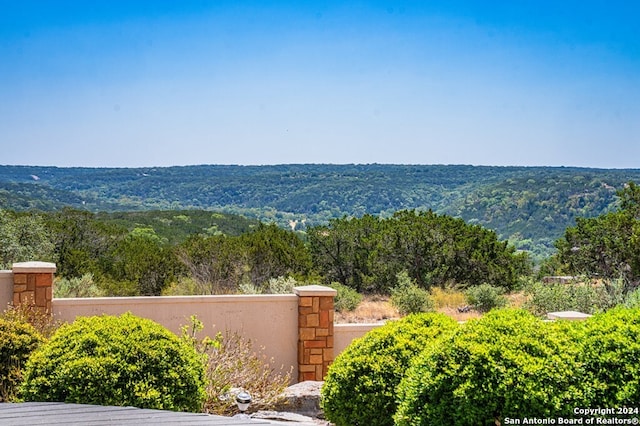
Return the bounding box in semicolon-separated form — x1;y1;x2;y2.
12;261;56;314
294;285;337;382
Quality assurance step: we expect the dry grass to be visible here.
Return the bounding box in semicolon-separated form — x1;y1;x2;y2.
1;304;61;338
438;306;483;322
181;317;291;416
334;295;400;323
506;291;528;308
335;290;527;324
200;329;292;415
430;287;467;309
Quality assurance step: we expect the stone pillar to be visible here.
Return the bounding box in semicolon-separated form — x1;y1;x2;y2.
294;285;337;382
12;261;56;314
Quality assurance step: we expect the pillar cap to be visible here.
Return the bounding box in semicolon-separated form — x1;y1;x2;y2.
12;261;57;274
294;285;337;297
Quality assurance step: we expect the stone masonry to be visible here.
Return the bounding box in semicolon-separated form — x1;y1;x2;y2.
294;285;337;382
12;261;56;313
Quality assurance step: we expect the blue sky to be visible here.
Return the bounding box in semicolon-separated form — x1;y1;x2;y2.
1;1;639;168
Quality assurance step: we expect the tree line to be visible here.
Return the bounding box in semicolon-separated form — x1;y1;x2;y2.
3;164;640;261
1;182;639;296
0;208;527;296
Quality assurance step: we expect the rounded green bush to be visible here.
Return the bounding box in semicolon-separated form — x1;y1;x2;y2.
0;316;43;401
321;313;458;426
464;283;507;313
578;307;640;406
20;313;206;412
329;281;362;312
395;309;586;426
390;271;434;315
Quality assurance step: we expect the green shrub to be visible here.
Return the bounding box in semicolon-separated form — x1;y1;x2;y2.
20;313;206;412
328;282;362;312
523;281;608;316
623;287;640;308
54;273;103;298
464;283;507;313
266;276;298;294
390;271;434;315
0;314;43;402
395;309;586;426
321;313;458;426
577;307;640;406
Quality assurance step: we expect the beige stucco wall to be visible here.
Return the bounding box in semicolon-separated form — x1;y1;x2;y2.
334;323;384;356
53;294;299;380
0;271;13;309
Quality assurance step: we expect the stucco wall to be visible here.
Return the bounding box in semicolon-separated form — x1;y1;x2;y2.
334;323;384;356
0;271;13;309
53;294;299;380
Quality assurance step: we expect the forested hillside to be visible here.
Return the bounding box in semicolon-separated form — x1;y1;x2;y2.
1;164;639;260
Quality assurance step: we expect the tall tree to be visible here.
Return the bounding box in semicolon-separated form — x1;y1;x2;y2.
555;182;640;288
308;210;530;293
46;208;123;279
101;228;176;296
176;234;247;294
240;223;312;287
0;210;55;268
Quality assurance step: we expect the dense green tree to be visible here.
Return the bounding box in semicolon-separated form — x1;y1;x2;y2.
45;208;124;279
176;234;247;294
100;228;177;296
555;182;640;289
176;224;312;294
309;210;530;293
3;164;639;261
239;223;313;287
0;210;55;268
308;214;385;292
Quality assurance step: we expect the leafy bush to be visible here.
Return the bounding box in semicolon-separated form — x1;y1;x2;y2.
390;271;434;315
20;313;206;412
623;287;640;308
395;309;586;426
464;283;507;313
266;276;298;294
321;313;458;426
0;312;43;401
181;316;291;415
328;282;362;312
161;277;201;295
577;307;640;406
53;273;103;298
523;281;610;316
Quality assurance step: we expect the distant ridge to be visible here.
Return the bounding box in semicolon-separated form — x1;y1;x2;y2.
2;164;639;260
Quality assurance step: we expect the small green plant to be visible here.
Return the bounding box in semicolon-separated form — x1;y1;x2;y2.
321;313;458;426
20;313;206;412
390;271;434;315
523;281;609;316
328;282;362;312
623;287;640;308
237;279;261;295
0;311;43;402
53;273;103;298
161;277;201;296
266;276;298;294
464;283;508;313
